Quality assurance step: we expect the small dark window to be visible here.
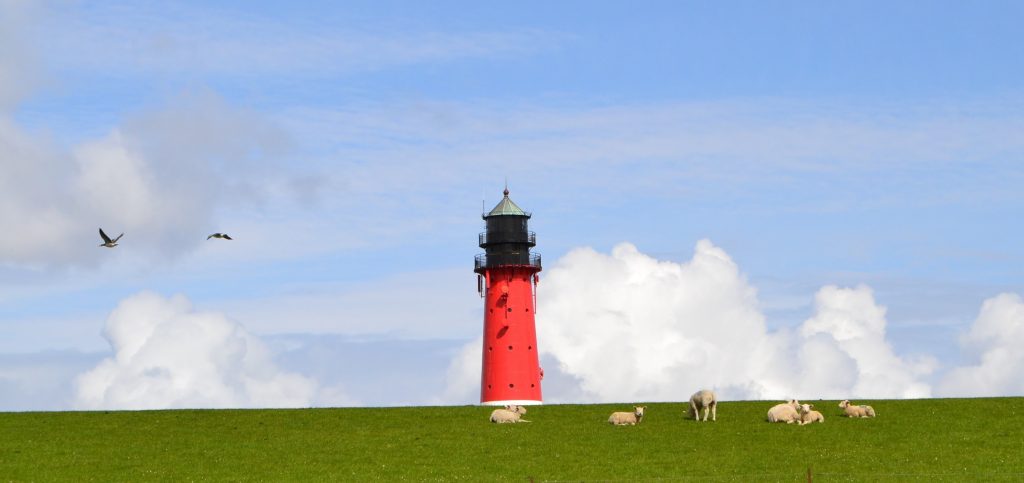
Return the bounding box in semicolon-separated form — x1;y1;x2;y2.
527;345;532;350
508;345;513;351
509;383;515;388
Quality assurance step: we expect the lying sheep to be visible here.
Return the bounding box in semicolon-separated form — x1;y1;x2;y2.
688;389;717;422
608;406;646;425
798;403;824;425
839;400;876;418
766;399;801;424
490;405;530;423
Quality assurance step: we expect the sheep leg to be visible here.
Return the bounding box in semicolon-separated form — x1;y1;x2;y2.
711;403;717;422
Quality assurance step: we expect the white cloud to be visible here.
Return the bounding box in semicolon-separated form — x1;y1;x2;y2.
937;293;1024;397
796;285;934;399
437;339;482;405
0;90;294;270
75;291;319;410
443;240;936;403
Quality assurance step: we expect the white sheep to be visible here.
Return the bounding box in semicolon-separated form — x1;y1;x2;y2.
798;403;824;425
490;404;530;423
688;389;717;422
766;399;801;424
608;406;646;425
839;400;876;418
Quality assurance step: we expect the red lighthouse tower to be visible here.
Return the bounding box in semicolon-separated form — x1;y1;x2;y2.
475;188;543;405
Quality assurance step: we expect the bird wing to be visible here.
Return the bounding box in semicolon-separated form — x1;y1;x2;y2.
223;234;232;240
99;228;112;243
207;234;215;239
112;233;123;242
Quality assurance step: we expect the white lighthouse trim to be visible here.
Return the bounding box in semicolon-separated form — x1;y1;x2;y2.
481;399;543;406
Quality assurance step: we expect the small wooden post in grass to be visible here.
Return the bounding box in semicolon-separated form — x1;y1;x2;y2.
806;466;813;482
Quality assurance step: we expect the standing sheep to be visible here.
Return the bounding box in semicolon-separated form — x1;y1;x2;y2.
490;405;530;423
608;406;646;425
688;389;717;422
798;403;824;425
766;399;802;424
839;400;876;418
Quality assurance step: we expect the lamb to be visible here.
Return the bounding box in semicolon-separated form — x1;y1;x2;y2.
766;399;802;424
688;389;717;422
798;403;824;425
608;406;646;425
490;404;530;423
839;400;876;418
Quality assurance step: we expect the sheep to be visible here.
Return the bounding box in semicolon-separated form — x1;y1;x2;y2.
839;400;876;418
766;399;802;424
608;406;646;425
687;389;717;422
798;403;824;425
490;404;530;423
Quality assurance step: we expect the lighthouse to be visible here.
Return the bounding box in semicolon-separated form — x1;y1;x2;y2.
474;188;543;405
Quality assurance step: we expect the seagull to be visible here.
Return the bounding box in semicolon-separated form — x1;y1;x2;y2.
99;228;123;248
207;233;233;240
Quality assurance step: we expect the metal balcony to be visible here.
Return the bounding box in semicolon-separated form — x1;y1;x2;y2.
474;253;542;272
478;231;536;247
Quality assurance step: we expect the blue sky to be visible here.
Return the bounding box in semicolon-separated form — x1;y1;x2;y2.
2;1;1023;410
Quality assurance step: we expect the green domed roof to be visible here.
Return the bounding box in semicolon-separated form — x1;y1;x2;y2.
487;189;529;217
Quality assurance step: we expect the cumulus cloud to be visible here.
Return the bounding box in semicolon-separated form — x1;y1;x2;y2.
443;240;936;403
937;293;1024;397
796;285;935;398
75;291;318;409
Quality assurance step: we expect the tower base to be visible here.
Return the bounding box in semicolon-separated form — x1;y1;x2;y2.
481;399;543;406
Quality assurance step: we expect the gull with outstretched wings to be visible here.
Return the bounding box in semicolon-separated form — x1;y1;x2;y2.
207;233;233;240
99;228;123;248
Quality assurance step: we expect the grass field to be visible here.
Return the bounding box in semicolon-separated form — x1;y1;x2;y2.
2;398;1022;481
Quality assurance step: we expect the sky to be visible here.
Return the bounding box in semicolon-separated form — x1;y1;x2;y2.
2;0;1023;411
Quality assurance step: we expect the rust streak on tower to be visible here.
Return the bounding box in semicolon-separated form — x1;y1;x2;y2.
475;188;543;405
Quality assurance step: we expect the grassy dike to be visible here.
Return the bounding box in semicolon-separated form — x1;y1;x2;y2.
2;398;1022;481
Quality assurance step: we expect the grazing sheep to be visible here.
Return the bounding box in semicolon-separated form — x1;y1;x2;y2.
766;399;802;424
490;405;530;423
839;400;876;418
688;389;718;422
608;406;646;426
798;403;824;425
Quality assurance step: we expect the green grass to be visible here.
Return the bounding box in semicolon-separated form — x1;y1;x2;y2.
2;398;1022;481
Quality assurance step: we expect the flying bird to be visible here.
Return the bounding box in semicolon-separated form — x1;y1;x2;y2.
207;233;233;240
98;228;123;248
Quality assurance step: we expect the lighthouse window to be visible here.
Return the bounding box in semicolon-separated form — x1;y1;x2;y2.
528;345;532;350
531;384;535;388
507;307;512;312
507;345;513;351
488;346;493;352
487;384;492;389
509;384;515;388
